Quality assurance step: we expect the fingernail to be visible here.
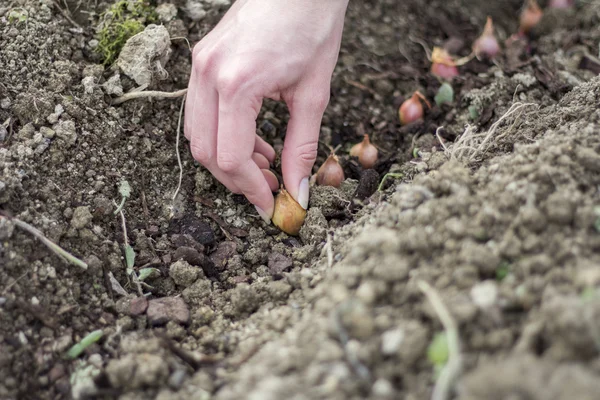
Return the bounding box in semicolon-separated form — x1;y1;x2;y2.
254;205;272;224
297;177;309;209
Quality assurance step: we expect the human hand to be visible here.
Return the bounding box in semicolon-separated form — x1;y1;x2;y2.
184;0;349;222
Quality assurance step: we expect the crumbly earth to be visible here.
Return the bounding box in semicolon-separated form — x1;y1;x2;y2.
1;0;600;399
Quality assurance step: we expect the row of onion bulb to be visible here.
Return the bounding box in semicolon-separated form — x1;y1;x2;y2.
272;135;378;235
272;0;574;235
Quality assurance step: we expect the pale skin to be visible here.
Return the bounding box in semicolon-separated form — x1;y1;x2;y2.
184;0;349;222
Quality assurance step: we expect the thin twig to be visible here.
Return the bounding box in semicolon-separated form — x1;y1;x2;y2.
170;36;192;52
52;0;83;29
171;95;186;216
7;217;87;270
326;232;334;268
435;126;449;153
112;88;188;105
116;207;129;248
408;35;432;60
418;281;461;400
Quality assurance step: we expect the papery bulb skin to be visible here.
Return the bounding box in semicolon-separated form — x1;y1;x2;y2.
431;47;459;79
316;154;345;188
473;17;500;58
549;0;573;8
271;187;307;236
399;93;424;125
350;135;379;169
519;0;543;34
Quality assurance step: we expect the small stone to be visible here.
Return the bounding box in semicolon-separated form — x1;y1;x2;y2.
299;207;328;245
17;122;35;140
381;328;405;355
230;283;260;315
169;260;199;287
0;97;11;109
39;126;55;138
147;297;190;326
266;280;292;301
0;216;14;240
82;76;96;94
209;241;237;272
117;25;172;87
156;3;177;22
372;379;395;398
267;252;293;276
336;299;375;340
70;206;93;229
101;73;123;97
54;120;77;147
184;0;206;21
354;169;380;200
471;280;498;309
172;246;205;267
129;297;148;316
48;364;66;382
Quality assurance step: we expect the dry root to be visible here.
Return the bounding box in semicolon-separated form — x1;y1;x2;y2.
441;101;538;163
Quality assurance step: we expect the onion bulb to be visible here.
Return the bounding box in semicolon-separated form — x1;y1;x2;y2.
399;91;431;126
350;135;379;169
549;0;573;8
473;17;500;59
272;186;306;236
519;0;542;34
316;153;344;188
431;47;459;80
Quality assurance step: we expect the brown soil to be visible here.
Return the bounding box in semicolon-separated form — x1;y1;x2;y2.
1;0;600;399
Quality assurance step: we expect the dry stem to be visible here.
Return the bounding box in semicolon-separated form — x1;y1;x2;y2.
171;95;186;215
6;217;87;270
112;88;188;105
418;280;461;400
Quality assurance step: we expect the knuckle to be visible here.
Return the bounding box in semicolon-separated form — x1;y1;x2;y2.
191;42;203;59
288;140;319;165
216;67;251;98
217;151;244;172
311;91;331;112
193;50;216;77
190;143;212;164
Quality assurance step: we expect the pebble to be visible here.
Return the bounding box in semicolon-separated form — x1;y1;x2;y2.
70;206;92;229
129;297;148;316
169;260;200;287
381;328;405;355
147;297;190;326
471;280;499;309
54;119;77;147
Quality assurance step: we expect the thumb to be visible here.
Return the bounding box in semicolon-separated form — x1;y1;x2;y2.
282;88;330;209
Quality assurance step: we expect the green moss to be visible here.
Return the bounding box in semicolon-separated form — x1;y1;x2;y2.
96;0;158;65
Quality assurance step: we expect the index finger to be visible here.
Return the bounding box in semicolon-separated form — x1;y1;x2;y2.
215;93;276;219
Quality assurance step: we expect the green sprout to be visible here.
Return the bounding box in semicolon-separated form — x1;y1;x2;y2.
8;9;28;24
468;105;480;120
427;331;449;377
377;173;404;192
66;330;104;359
581;286;598;302
114;180;131;215
496;261;511;281
95;0;157;65
434;83;454;106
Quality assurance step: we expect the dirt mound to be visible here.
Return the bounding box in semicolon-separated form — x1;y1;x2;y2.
1;0;600;399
